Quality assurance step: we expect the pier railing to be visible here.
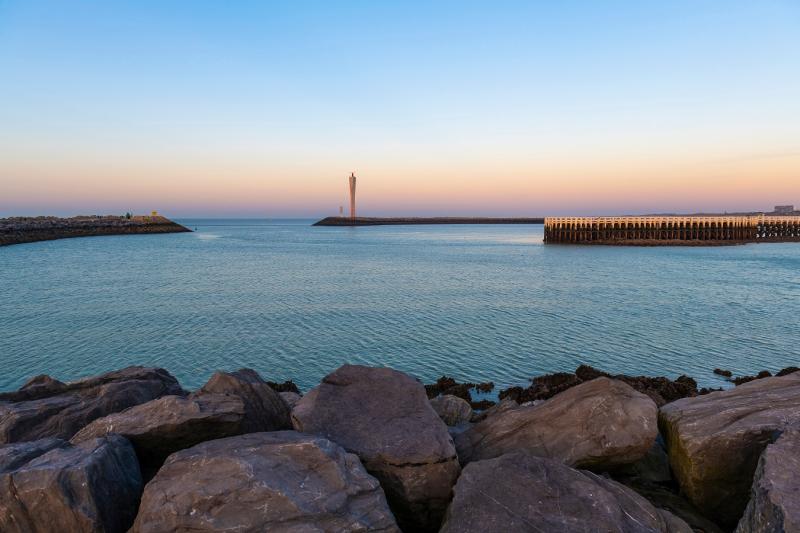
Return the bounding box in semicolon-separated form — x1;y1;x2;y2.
543;215;800;244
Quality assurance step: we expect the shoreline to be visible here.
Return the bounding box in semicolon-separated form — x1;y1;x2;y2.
2;362;798;532
0;215;192;247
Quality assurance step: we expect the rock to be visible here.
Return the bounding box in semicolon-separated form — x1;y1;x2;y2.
439;452;692;533
0;435;142;533
621;481;725;533
469;398;519;423
292;365;460;532
498;365;700;407
132;431;399;533
70;393;246;471
265;379;301;393
424;376;495;409
279;391;302;409
614;434;672;484
713;368;733;378
0;437;65;473
659;371;800;527
430;394;473;426
0;366;183;443
731;370;773;386
198;368;291;432
456;377;658;469
735;427;800;533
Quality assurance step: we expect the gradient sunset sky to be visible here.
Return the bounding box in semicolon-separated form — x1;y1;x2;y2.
1;1;799;217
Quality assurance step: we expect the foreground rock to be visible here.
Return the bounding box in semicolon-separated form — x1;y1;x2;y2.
0;366;183;443
735;427;800;533
198;368;292;431
0;435;142;533
430;394;473;426
440;452;691;533
71;393;246;470
292;365;460;532
659;371;800;527
456;377;658;469
132;431;399;533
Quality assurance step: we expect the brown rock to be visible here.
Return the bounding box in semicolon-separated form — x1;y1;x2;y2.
440;452;692;533
198;368;291;432
292;365;460;532
735;427;800;533
0;366;183;443
0;435;142;533
456;377;658;469
659;371;800;527
70;393;246;471
279;391;302;409
132;431;399;533
430;394;473;426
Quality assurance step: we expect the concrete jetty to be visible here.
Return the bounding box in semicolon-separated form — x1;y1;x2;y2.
313;216;544;226
544;215;800;245
0;215;191;247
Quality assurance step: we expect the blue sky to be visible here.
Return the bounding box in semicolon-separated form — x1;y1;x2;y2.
1;1;798;216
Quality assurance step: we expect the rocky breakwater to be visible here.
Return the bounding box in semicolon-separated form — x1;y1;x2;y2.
0;215;190;246
0;364;799;532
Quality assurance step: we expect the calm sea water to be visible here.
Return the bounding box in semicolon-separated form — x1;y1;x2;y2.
2;219;798;393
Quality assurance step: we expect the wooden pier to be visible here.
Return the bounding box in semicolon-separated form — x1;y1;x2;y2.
543;215;800;245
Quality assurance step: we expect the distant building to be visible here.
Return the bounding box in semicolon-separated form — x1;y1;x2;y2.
774;205;794;214
151;210;159;217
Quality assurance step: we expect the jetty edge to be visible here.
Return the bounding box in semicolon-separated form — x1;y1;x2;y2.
2;362;798;531
0;215;191;247
313;216;544;226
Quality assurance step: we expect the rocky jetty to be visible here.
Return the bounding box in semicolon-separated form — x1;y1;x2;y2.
0;363;798;532
0;215;190;246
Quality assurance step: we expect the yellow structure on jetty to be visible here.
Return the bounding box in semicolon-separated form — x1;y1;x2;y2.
544;215;800;244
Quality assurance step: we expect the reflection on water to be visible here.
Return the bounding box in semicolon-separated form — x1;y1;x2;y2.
2;219;798;392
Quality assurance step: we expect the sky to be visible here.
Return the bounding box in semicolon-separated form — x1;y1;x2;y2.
1;1;799;217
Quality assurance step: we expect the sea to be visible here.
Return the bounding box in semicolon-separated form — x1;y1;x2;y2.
1;219;798;394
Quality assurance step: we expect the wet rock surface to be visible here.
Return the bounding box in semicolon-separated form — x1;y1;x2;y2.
132;431;399;533
0;435;142;533
440;452;692;533
430;394;473;426
198;368;292;432
0;366;183;443
292;365;460;532
499;365;710;407
424;376;495;409
735;427;800;533
659;371;800;528
456;377;658;470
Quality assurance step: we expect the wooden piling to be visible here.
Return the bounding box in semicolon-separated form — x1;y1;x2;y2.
543;215;800;245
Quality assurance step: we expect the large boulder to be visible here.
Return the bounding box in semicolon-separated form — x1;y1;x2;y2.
132;431;399;533
291;365;460;532
198;368;291;431
70;393;246;471
0;366;183;443
455;377;658;469
0;435;142;533
440;452;691;533
735;427;800;533
659;371;800;527
430;394;473;426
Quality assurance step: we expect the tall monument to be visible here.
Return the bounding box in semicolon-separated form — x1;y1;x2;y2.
349;172;357;220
